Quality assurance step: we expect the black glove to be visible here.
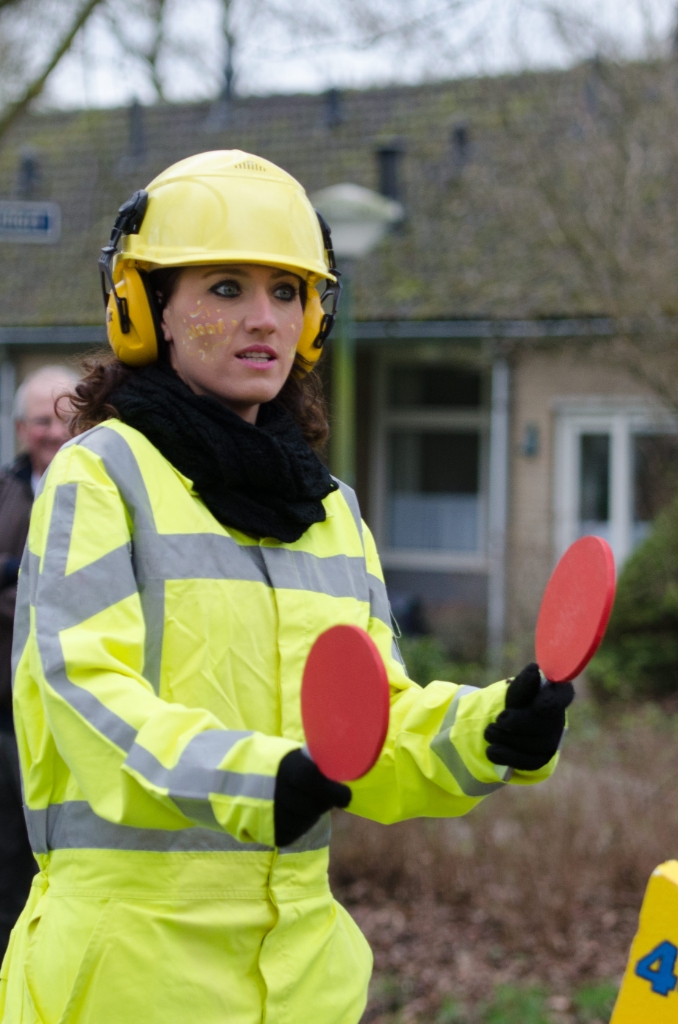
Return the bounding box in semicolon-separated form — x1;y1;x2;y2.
1;557;20;589
483;662;574;771
274;749;351;847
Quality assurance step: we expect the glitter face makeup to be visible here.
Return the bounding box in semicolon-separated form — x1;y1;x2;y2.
161;264;304;424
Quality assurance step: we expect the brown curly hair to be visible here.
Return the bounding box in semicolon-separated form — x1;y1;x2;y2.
69;268;330;450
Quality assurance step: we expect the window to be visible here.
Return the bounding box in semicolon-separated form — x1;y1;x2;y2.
554;402;678;566
389;431;480;551
388;365;481;408
372;358;489;569
633;434;678;545
579;433;610;541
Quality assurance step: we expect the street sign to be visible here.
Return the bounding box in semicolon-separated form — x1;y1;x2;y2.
0;201;61;244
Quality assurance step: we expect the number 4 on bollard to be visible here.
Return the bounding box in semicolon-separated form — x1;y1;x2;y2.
635;941;678;997
611;862;678;1022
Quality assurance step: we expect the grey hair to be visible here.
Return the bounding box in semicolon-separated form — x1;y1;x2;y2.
13;365;80;422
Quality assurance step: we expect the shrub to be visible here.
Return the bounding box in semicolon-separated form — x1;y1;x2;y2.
588;495;678;700
398;635;488;688
331;711;677;1022
436;998;466;1022
573;981;618;1022
483;986;549;1024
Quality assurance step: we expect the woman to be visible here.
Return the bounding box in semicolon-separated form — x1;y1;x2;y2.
0;151;572;1024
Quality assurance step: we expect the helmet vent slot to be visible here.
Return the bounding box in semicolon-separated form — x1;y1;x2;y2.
234;160;267;172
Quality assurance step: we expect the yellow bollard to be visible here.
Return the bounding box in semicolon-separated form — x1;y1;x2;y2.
611;860;678;1022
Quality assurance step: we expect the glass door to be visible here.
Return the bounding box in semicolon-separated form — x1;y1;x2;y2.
579;433;611;542
554;404;678;567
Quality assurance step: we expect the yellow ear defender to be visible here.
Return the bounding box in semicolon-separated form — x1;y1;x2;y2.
295;288;325;367
294;214;340;368
99;190;159;367
105;263;162;367
99;154;341;370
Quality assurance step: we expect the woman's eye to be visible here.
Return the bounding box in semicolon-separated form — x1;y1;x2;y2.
211;280;241;298
274;283;298;302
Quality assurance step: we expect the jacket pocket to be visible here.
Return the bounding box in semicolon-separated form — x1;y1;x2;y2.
22;895;115;1024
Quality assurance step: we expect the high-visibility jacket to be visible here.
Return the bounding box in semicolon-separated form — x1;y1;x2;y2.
0;419;558;1024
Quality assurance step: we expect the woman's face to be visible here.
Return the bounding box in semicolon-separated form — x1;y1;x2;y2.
161;263;304;423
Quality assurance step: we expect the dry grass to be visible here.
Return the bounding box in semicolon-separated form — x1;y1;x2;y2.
329;703;678;1022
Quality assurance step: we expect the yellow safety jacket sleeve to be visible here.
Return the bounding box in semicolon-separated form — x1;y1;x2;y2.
17;438;299;849
347;522;559;823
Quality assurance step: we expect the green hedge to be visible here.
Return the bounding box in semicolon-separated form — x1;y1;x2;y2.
398;635;488;689
588;496;678;700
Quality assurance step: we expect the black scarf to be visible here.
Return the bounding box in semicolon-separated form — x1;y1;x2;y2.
111;363;337;543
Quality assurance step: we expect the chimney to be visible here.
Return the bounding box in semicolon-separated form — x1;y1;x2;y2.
324;88;343;129
376;141;404;201
451;121;470;172
16;147;40;199
128;99;146;163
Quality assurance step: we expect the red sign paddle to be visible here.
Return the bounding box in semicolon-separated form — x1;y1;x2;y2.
535;535;616;683
301;624;390;782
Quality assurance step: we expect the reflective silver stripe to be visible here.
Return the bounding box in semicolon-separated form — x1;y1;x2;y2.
368;573;391;627
41;544;136;632
391;637;406;670
33;470;47;499
74;428;165;688
23;430;323;848
73;427;156;531
24;802;331;854
558;725;568;752
329;482;405;669
24;804;48;854
11;547;31;682
171;797;223;830
261;547;368;601
27;550;40;606
139;579;164;691
430;685;506;797
282;813;332;853
134;533;368;602
125;734;276;803
35;483;138;753
431;737;506;797
135;531;268;585
33;490;270;815
437;685;479;733
78;427;371;604
332;477;364;552
366;573;406;667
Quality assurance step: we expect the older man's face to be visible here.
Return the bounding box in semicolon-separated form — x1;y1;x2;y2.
16;378;72;478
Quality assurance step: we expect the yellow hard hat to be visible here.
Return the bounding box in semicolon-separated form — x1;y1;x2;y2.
99;150;340;368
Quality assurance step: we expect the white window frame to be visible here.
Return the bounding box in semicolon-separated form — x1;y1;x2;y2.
370;347;491;572
553;397;678;567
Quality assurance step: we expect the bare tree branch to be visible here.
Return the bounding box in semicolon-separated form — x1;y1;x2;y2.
102;0;170;101
0;0;105;142
494;44;678;413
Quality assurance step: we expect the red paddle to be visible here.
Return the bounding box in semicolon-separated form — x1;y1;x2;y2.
301;625;390;782
535;535;616;683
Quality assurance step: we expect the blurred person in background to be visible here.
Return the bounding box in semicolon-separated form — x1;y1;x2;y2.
0;365;76;957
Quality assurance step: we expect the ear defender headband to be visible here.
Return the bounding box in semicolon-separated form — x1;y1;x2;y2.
98;190;161;367
99;193;342;369
295;212;341;367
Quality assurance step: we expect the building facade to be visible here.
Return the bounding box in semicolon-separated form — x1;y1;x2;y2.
1;67;676;666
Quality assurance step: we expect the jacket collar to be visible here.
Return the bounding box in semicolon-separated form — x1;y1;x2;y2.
10;451;33;489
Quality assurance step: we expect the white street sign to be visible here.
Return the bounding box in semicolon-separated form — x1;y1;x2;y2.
0;201;61;244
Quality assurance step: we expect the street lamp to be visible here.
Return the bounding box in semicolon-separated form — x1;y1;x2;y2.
311;184;403;486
